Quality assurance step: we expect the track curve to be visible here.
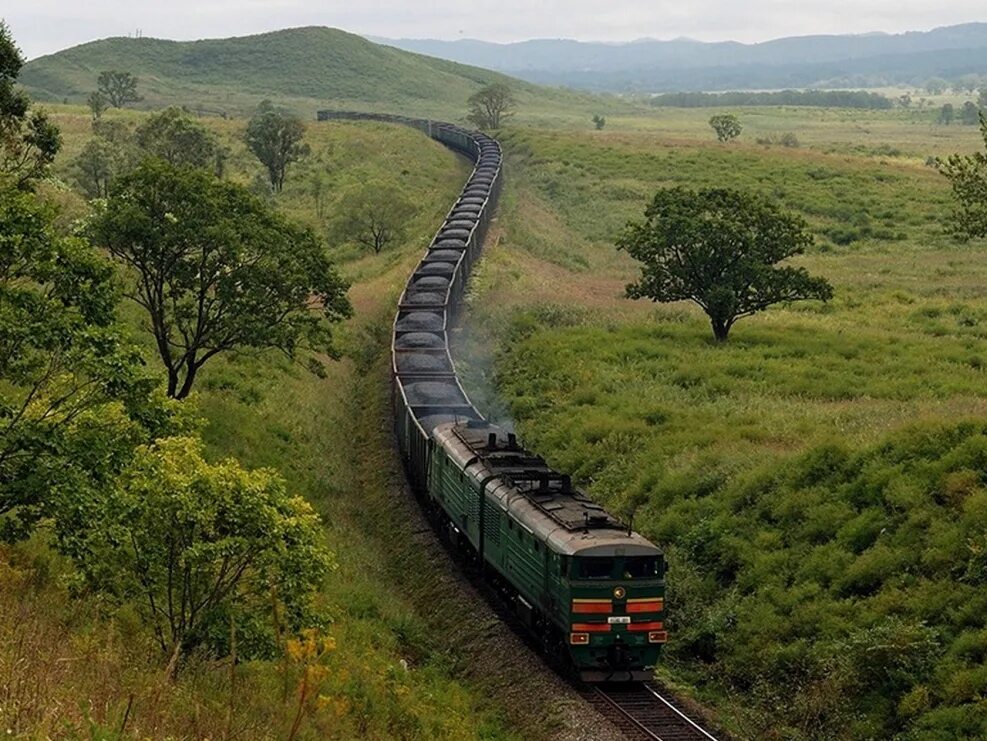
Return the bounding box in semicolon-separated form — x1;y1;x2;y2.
317;110;501;455
316;111;720;741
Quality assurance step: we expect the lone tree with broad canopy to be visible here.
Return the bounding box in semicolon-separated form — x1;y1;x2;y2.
709;114;742;142
618;187;833;342
97;70;142;108
89;160;352;399
330;180;416;254
938;113;987;239
466;83;516;129
245;100;309;192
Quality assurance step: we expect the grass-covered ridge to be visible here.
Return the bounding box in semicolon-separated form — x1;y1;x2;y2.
456;113;987;738
1;108;558;739
20;27;603;121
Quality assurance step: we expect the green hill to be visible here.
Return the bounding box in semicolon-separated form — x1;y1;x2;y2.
21;26;598;119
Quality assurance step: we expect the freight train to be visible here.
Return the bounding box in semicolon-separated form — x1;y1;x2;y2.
318;111;668;682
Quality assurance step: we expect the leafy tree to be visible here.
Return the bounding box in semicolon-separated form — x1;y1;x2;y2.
309;170;329;221
980;88;987;109
592;114;606;130
926;77;949;95
134;106;224;174
939;103;955;125
466;83;516;129
938;114;987;239
73;137;117;198
0;22;61;188
97;70;142;108
898;94;912;108
63;436;333;658
72;119;139;199
617;187;833;341
961;101;981;126
330;180;416;254
87;91;108;122
708;114;742;142
88;161;351;399
245;100;309;192
0;183;174;540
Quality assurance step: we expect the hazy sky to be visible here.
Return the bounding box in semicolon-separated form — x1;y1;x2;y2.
6;1;986;59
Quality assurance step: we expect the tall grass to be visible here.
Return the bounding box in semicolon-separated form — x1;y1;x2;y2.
1;110;529;740
463;114;987;738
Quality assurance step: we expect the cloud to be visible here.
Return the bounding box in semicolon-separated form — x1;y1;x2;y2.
5;0;986;59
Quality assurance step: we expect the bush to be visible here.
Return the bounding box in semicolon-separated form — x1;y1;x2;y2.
57;436;334;659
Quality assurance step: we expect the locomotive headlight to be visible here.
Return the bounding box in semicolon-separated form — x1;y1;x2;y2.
613;586;626;600
569;632;590;645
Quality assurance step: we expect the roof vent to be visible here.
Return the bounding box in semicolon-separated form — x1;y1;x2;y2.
507;432;517;449
487;432;497;449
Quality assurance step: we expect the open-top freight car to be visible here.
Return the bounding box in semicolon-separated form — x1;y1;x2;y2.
318;111;668;681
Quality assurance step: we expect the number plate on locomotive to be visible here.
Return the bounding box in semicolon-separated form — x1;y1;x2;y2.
608;616;631;625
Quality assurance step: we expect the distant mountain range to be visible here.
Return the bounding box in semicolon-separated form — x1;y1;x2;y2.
373;23;987;92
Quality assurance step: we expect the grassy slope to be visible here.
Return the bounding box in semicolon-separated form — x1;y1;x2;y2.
20;27;613;122
3;111;552;740
455;121;987;739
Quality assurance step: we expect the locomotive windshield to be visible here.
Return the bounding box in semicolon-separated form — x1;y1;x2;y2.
572;556;662;580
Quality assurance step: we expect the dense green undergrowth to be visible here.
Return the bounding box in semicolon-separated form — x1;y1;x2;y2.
460;117;987;738
1;111;526;739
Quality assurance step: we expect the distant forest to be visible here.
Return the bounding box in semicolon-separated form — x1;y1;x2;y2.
650;90;894;109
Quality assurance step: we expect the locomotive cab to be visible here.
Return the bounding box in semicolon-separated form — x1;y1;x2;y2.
563;545;667;682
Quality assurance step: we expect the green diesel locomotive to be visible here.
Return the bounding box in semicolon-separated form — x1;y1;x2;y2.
430;421;666;681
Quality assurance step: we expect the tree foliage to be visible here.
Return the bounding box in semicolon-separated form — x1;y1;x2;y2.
134;107;224;174
245;100;309;192
0;178;181;539
618;187;833;341
62;436;333;658
708;114;742;142
87;91;108;122
938;114;987;240
466;83;516;130
330;180;416;254
97;70;142;108
0;22;61;188
72;120;139;199
939;103;955;125
88;161;351;399
961;101;981;126
592;114;606;130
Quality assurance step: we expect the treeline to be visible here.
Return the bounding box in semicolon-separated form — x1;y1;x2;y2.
0;18;349;675
651;89;894;109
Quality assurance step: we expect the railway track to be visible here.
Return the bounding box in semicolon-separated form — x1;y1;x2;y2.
317;110;720;741
586;682;721;741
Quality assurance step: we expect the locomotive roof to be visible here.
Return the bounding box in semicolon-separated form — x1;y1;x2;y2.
433;421;662;558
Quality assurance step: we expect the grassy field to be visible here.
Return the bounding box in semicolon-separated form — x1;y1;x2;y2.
3;110;563;740
456;113;987;738
8;91;987;738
